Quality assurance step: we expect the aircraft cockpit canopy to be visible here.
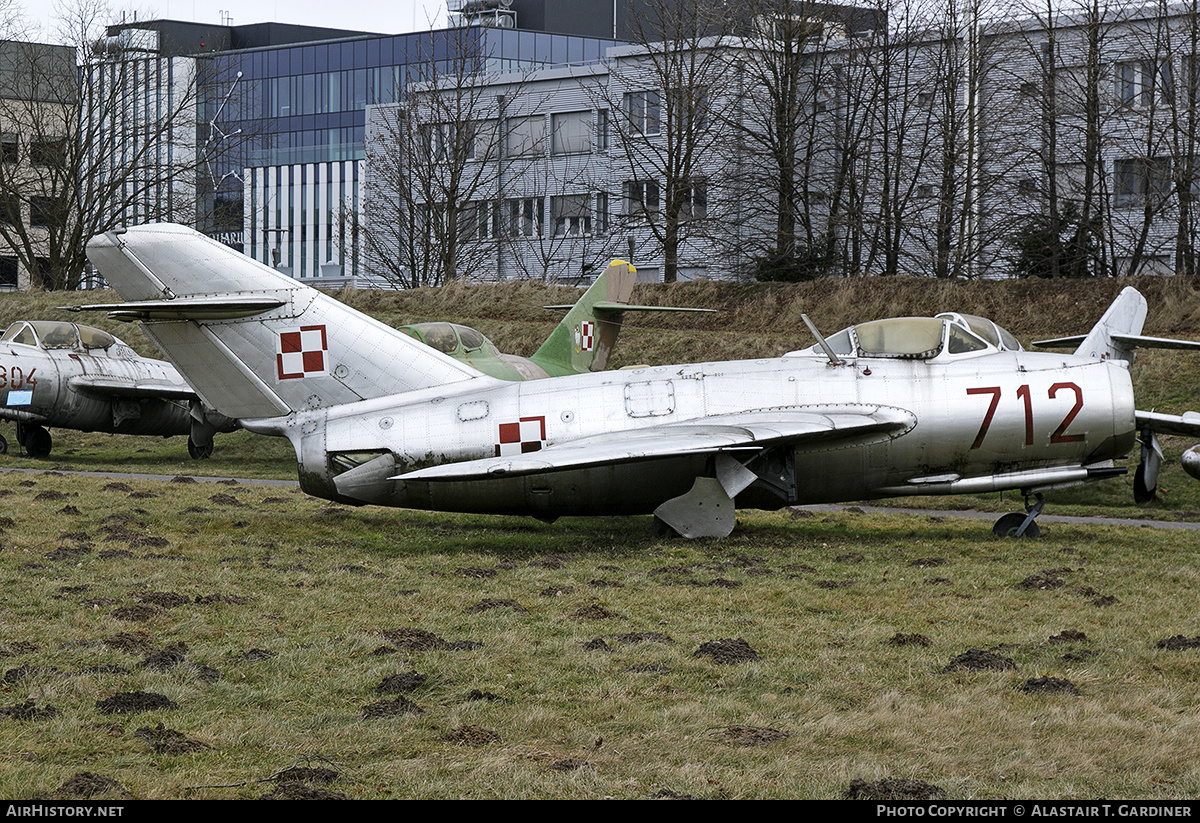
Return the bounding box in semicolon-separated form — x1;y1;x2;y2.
400;322;501;358
1;321;122;352
802;313;1018;360
935;312;1023;352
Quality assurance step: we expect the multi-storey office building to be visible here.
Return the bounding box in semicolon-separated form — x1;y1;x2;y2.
0;40;77;290
90;9;624;286
369;1;1200;285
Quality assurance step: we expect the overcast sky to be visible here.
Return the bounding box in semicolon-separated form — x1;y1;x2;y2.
21;0;449;40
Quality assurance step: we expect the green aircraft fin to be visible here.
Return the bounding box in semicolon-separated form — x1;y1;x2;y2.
530;260;638;375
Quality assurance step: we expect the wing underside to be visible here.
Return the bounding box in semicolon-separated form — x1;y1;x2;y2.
394;407;916;482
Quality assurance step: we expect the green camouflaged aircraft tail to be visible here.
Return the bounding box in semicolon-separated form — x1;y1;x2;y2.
530;260;638;376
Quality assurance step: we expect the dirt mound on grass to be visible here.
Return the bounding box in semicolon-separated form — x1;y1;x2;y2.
844;778;947;800
943;649;1017;672
44;772;131;800
692;638;760;664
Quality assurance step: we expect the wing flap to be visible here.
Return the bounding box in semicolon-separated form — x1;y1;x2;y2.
395;407;915;482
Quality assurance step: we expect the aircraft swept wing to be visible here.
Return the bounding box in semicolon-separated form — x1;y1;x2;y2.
397;407;915;481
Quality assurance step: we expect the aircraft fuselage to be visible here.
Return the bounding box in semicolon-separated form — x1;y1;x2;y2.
263;346;1135;517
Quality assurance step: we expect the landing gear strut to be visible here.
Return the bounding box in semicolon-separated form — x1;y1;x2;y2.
992;492;1044;539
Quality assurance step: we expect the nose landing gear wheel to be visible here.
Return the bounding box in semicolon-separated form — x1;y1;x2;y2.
992;512;1041;539
993;492;1044;538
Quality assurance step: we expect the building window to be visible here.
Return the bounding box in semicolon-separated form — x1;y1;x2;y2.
1114;157;1172;207
0;257;16;289
916;91;933;108
1020;81;1039;97
595;192;609;233
0;133;16;163
1116;60;1172;108
681;179;707;220
597;109;609;150
551;111;591;155
551;194;591;236
667;87;707;132
31;196;60;228
0;193;19;225
29;138;64;167
917;184;935;199
624;180;659;217
460;200;496;240
506;197;543;236
504;115;546;158
472;119;497;160
624;90;661;136
1018;178;1039;196
420;123;473;163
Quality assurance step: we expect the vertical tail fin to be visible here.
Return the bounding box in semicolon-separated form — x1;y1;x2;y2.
86;224;484;420
530;259;638;374
1073;287;1148;366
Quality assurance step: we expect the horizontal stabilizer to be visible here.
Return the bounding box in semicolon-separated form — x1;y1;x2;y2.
395;407;915;482
63;296;288;322
543;302;718;315
1036;333;1200;352
1136;410;1200;438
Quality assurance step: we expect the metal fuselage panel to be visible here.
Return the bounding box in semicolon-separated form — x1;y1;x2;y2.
0;344;194;436
283;349;1135;516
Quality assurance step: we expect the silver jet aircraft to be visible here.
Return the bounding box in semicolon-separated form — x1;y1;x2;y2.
0;318;236;458
82;224;1200;538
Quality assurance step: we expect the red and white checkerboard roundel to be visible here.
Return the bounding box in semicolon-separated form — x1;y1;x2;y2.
495;415;546;457
277;325;328;380
576;320;595;352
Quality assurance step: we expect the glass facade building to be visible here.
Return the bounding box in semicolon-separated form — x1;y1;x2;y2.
215;27;617;282
93;17;619;285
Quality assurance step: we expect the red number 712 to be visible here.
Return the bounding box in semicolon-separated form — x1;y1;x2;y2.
967;383;1083;449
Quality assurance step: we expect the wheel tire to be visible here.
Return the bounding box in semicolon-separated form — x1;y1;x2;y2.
0;433;7;455
653;515;681;539
24;426;51;458
992;511;1040;539
188;437;213;460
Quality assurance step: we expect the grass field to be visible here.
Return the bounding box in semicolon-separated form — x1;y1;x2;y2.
3;471;1200;799
2;278;1200;799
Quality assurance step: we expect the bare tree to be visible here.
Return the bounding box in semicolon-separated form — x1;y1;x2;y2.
713;0;861;279
361;26;538;288
590;0;732;283
0;0;215;290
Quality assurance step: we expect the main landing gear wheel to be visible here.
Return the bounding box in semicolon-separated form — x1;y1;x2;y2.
187;437;213;460
0;433;7;455
653;514;682;539
22;425;51;458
